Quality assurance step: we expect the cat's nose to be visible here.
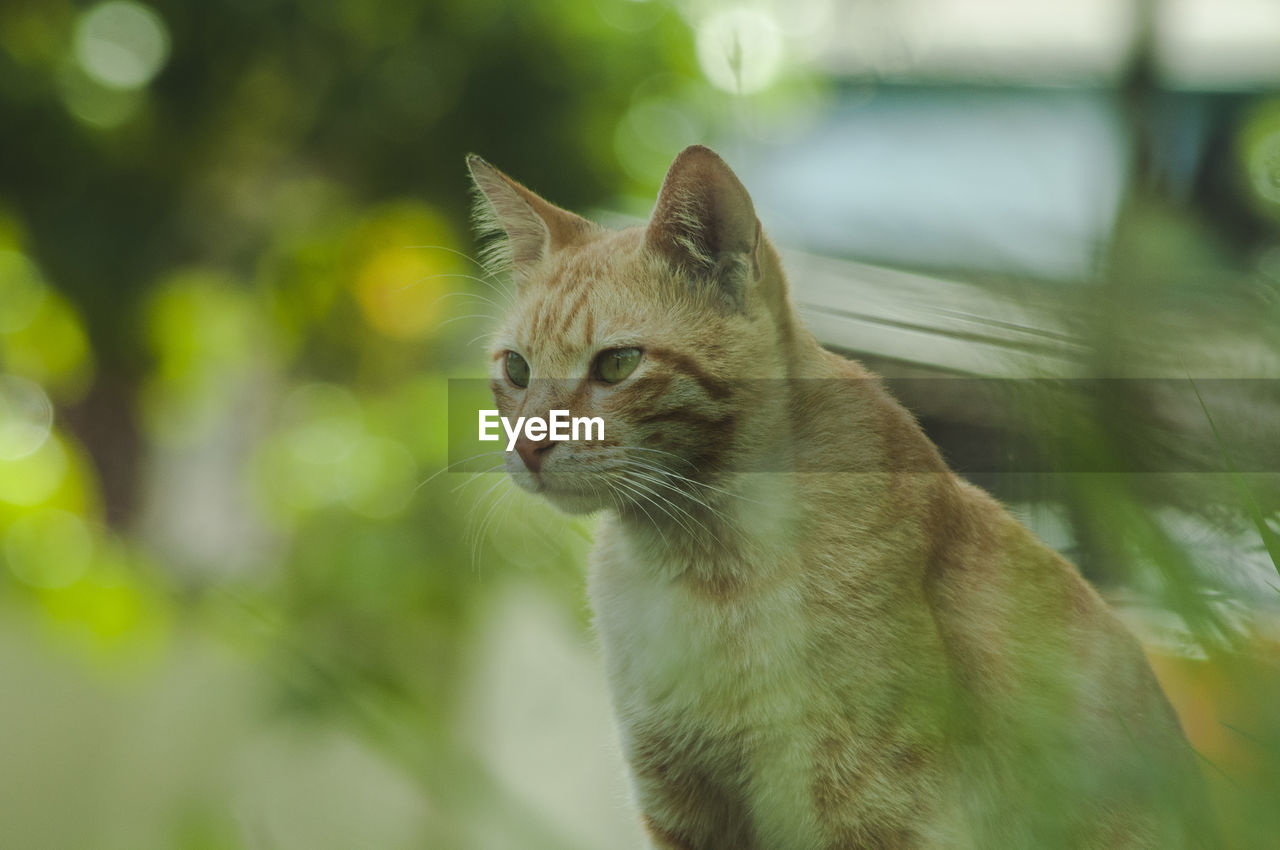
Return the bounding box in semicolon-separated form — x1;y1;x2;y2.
515;433;556;474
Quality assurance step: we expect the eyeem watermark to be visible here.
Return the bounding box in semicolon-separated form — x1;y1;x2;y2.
479;409;605;450
450;378;1280;473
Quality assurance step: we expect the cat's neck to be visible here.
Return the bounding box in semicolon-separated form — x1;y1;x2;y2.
610;468;800;586
608;354;806;584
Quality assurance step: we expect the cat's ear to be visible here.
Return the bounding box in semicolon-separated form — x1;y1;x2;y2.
644;145;761;310
467;154;595;275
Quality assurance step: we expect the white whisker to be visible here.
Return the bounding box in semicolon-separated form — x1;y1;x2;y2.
437;312;498;330
404;243;506;288
429;290;506;312
414;450;506;494
467;478;514;576
614;458;743;522
616;445;702;470
451;464;507;493
617;455;762;505
616;473;712;538
468;330;497;348
611;479;672;546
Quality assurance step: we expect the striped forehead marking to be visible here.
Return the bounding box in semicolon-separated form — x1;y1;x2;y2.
519;277;598;351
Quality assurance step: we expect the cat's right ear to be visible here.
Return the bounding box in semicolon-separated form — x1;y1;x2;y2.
645;145;761;311
466;154;594;277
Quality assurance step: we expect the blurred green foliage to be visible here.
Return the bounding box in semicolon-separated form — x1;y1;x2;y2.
1;1;1279;848
0;1;700;846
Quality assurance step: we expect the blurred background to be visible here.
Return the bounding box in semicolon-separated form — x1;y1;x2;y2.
1;0;1279;847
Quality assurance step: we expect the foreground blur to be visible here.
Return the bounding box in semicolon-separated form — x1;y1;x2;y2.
1;1;1279;848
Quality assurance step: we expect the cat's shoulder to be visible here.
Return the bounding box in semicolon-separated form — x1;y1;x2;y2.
808;347;877;381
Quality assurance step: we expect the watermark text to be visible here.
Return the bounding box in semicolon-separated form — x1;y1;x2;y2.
479;409;605;450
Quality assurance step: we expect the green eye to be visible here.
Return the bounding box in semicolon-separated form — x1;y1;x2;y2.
595;347;642;384
505;351;530;388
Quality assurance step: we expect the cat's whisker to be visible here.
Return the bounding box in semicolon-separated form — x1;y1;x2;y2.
464;473;510;531
610;475;675;524
485;487;521;574
614;458;743;522
401;241;515;311
428;290;507;313
664;472;762;506
414;450;506;494
614;445;702;470
616;461;717;513
616;455;764;506
436;312;498;331
416;273;518;312
468;489;510;577
466;477;515;575
611;481;665;540
614;450;764;508
615;472;712;538
404;243;506;288
610;479;672;546
450;464;507;494
468;330;497;348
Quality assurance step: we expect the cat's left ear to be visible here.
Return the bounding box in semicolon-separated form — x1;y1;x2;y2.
467;154;595;275
644;145;761;311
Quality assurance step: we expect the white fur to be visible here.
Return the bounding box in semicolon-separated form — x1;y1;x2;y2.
587;475;836;847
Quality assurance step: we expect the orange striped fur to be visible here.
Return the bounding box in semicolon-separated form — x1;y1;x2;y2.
469;147;1213;849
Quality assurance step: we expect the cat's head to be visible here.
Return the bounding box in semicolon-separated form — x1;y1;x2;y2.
469;145;793;516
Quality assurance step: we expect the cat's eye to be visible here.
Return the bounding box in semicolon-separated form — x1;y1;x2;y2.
594;347;642;384
505;351;530;388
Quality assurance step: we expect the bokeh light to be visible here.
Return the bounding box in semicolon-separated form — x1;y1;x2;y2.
1238;98;1280;220
142;269;269;441
0;250;47;334
253;383;415;521
37;535;171;652
5;508;94;589
58;65;144;129
0;376;54;461
0;290;93;398
350;203;461;340
1249;130;1280;205
772;0;836;58
0;434;69;507
339;435;417;520
615;95;703;184
696;8;784;94
281;383;364;467
73;1;170;91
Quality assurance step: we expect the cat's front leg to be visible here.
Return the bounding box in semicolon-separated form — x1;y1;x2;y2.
639;812;696;850
624;727;758;850
634;789;750;850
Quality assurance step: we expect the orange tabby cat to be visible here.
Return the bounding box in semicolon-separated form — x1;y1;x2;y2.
468;146;1212;849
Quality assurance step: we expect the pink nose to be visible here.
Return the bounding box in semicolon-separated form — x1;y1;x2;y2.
514;432;556;473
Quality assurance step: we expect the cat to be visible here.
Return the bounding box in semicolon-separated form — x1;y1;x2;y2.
467;145;1213;849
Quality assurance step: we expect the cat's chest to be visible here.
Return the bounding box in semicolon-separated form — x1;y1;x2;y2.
588;544;810;721
587;534;838;846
